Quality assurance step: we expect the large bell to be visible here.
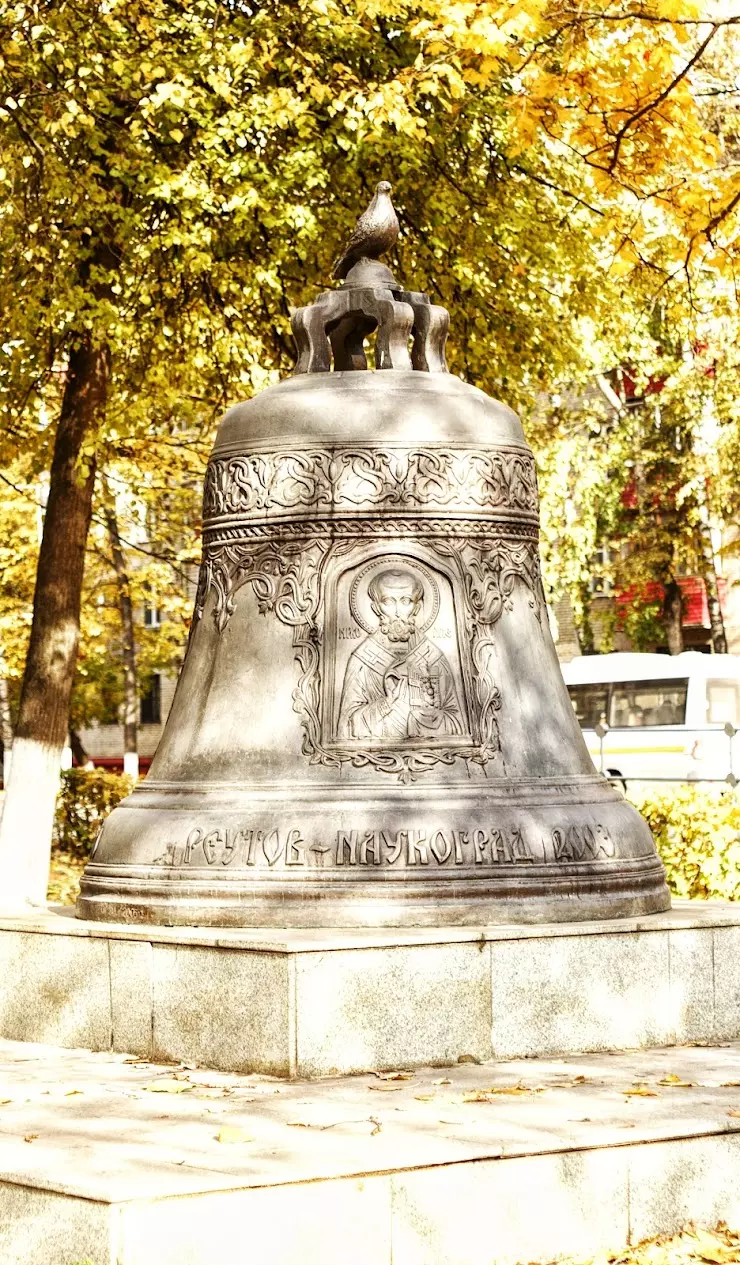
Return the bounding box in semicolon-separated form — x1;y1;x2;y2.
78;199;670;927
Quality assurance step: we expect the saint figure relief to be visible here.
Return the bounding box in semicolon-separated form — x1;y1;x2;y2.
337;567;465;742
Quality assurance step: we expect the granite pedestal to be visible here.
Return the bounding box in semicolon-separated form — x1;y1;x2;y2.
0;901;737;1076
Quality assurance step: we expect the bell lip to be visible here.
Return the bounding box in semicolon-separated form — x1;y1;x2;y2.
212;370;527;456
76;867;671;929
77;781;670;929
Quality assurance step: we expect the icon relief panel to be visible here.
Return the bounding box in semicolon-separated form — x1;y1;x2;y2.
323;555;472;752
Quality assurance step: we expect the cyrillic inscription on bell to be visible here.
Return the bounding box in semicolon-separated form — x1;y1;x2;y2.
78;185;670;927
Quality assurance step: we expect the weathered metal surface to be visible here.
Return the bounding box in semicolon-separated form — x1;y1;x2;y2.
78;203;670;927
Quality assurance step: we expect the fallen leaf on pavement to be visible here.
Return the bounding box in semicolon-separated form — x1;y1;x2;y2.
594;1224;740;1265
461;1085;539;1102
23;1134;37;1143
657;1074;693;1087
216;1126;254;1144
144;1079;192;1094
691;1227;738;1262
727;1109;740;1118
624;1085;659;1098
288;1117;380;1133
433;1078;452;1085
682;1042;730;1049
375;1071;414;1081
368;1084;403;1092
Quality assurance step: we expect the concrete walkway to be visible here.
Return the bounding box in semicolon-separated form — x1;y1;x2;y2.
1;1037;740;1264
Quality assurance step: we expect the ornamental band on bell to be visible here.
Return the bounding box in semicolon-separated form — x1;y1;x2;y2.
195;468;542;780
192;413;544;781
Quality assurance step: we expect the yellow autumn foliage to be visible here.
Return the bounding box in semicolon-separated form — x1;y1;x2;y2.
631;786;740;902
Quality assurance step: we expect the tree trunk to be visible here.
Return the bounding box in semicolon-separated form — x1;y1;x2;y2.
69;729;91;769
662;580;684;655
0;649;13;786
697;521;728;654
103;485;139;778
0;335;110;908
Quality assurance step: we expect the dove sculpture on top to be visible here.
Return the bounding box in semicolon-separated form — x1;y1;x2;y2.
332;181;400;281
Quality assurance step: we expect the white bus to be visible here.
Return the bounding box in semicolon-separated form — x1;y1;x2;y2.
561;651;740;784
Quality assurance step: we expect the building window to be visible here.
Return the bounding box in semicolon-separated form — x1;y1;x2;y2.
140;674;162;725
143;602;162;628
588;544;614;595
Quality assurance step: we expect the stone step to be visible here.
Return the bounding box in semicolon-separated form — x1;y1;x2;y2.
1;1036;740;1264
0;901;738;1076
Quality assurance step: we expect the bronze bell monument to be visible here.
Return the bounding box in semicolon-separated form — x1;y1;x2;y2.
78;186;670;928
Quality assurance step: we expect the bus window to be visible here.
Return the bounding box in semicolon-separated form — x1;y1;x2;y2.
706;680;740;726
567;685;608;729
609;679;688;728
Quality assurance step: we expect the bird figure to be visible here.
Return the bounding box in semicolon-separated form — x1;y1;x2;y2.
332;181;399;281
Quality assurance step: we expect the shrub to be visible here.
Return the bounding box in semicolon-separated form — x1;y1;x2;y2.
630;785;740;901
49;769;134;905
53;769;134;859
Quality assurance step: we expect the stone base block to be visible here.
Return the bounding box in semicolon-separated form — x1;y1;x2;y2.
0;901;738;1076
2;1037;740;1264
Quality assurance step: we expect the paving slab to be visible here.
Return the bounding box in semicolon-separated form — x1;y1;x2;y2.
1;1037;740;1263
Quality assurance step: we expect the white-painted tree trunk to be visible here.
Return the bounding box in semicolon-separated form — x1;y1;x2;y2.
0;737;62;910
0;652;13;789
0;333;110;915
123;751;140;778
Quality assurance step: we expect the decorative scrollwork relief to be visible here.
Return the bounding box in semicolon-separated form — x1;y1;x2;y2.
437;538;543;627
194;537;337;768
194;529;543;782
202;447;538;523
434;538;543;763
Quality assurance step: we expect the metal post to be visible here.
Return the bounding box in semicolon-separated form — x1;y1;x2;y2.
594;721;608;777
